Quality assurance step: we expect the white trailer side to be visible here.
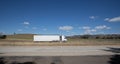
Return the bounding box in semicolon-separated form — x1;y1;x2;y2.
33;35;67;42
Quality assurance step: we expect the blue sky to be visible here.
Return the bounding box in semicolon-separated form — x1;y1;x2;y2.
0;0;120;35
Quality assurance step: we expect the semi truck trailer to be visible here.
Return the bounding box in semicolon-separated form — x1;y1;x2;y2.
33;35;67;42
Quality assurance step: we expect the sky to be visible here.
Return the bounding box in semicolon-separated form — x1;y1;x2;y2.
0;0;120;35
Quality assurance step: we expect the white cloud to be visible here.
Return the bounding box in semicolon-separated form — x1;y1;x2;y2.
84;29;97;34
104;18;110;21
18;29;22;31
105;16;120;22
89;16;97;20
23;22;30;25
89;16;95;19
82;26;90;30
81;26;96;34
0;32;5;35
59;26;73;31
81;25;110;34
95;25;110;30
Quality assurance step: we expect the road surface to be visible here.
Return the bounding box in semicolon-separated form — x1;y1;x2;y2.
0;45;120;56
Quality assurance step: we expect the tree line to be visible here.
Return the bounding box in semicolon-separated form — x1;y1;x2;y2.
68;34;120;39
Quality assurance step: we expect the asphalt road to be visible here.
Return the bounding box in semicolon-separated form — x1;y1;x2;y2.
0;45;120;56
0;46;120;64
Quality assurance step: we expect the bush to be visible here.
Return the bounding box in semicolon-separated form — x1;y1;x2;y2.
0;35;7;39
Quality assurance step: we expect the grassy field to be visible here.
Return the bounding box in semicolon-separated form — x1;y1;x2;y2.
6;34;33;40
0;34;120;46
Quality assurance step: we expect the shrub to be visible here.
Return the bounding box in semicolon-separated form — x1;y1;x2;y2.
0;35;7;39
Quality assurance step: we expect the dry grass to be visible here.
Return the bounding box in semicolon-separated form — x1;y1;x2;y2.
0;34;120;46
6;34;34;40
0;39;120;46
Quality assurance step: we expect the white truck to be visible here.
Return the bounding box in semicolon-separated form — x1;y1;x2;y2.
33;35;67;42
